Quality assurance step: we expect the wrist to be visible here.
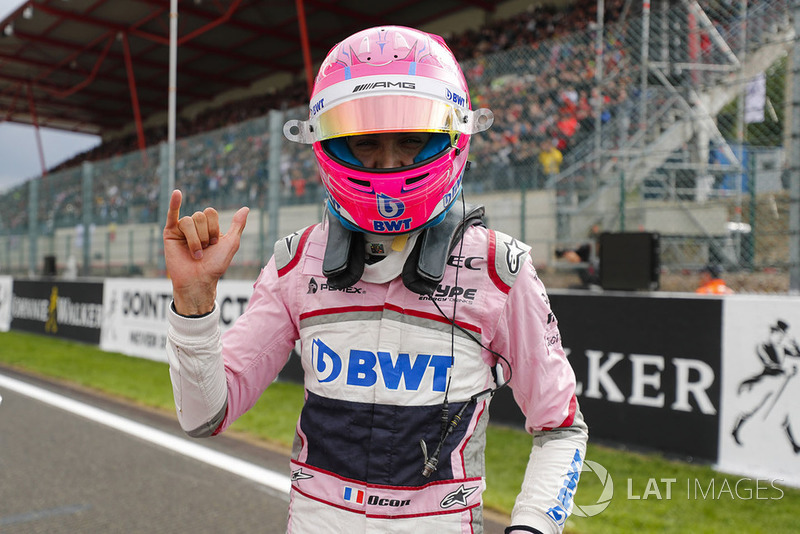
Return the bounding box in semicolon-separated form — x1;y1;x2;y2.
173;292;216;316
171;301;214;318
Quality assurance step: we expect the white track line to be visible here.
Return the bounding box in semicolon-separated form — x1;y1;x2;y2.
0;373;291;495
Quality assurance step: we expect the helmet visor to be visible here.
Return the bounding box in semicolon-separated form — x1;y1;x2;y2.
285;96;493;144
316;95;455;140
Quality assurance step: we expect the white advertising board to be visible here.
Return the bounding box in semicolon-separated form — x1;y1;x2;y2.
717;296;800;487
100;278;255;362
0;276;12;332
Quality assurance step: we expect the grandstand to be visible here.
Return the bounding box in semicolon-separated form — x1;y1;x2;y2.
0;0;798;294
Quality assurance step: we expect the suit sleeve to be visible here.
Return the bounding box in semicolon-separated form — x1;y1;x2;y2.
166;256;298;437
490;255;589;534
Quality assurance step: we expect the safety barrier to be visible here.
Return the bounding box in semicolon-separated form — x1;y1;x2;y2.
2;274;798;487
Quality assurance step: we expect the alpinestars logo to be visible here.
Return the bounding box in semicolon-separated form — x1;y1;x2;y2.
353;81;416;92
440;484;479;508
504;238;527;274
291;468;314;481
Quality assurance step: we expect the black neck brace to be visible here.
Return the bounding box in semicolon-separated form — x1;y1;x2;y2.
322;202;485;295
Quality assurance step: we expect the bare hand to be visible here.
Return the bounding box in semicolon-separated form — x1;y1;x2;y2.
163;189;249;315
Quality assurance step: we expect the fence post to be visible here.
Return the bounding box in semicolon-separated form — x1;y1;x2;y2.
266;109;284;257
744;154;756;271
129;228;135;275
619;170;626;232
3;224;9;273
520;179;527;244
790;0;800;291
81;161;93;276
27;177;38;276
157;141;170;275
105;231;111;275
638;0;650;146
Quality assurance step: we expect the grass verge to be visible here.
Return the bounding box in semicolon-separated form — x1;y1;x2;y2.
1;330;799;533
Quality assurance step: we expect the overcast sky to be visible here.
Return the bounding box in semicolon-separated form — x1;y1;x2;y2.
0;0;102;194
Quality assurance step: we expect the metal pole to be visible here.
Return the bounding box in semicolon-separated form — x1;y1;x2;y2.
168;0;178;194
619;170;626;232
28;178;38;276
267;109;284;255
158;142;170;275
294;0;315;98
520;180;527;243
747;154;756;271
593;0;605;192
736;0;748;269
122;33;147;154
26;82;47;177
81;161;93;276
105;231;111;275
129;228;135;275
2;217;9;273
638;0;650;146
790;0;800;291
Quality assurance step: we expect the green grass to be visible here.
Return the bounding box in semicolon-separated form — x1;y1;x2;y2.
2;330;799;533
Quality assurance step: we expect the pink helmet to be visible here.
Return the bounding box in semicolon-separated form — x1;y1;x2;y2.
284;26;493;234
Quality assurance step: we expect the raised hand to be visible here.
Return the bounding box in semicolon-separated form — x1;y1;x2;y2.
163;189;249;316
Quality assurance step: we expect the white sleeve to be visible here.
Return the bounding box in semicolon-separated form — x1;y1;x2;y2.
166;302;228;437
508;408;589;534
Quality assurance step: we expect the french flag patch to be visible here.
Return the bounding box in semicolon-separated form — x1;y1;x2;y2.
343;486;365;505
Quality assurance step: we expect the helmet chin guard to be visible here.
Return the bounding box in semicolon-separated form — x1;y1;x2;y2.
284;26;493;234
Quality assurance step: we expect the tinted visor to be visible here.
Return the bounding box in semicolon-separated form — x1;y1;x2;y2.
315;95;456;140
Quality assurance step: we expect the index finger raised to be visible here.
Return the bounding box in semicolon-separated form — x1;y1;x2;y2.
165;189;183;230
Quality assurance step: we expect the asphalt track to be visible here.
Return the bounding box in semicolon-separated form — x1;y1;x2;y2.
0;367;509;533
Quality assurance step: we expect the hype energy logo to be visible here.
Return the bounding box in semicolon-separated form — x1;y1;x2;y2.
310;338;452;391
374;194;411;232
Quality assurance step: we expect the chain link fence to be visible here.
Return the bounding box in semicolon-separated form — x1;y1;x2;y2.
0;0;797;293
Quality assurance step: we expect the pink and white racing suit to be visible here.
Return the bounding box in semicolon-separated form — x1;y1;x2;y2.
166;221;587;534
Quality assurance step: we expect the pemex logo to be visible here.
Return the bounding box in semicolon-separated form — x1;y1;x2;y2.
572;460;614;517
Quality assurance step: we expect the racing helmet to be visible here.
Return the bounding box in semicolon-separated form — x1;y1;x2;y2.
284;26;493;234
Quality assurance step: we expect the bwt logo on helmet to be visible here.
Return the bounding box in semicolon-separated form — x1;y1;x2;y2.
353;81;416;92
442;176;463;207
311;338;452;391
374;194;412;232
446;88;467;107
310;98;325;116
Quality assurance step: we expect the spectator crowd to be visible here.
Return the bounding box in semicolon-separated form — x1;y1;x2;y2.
1;0;776;234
